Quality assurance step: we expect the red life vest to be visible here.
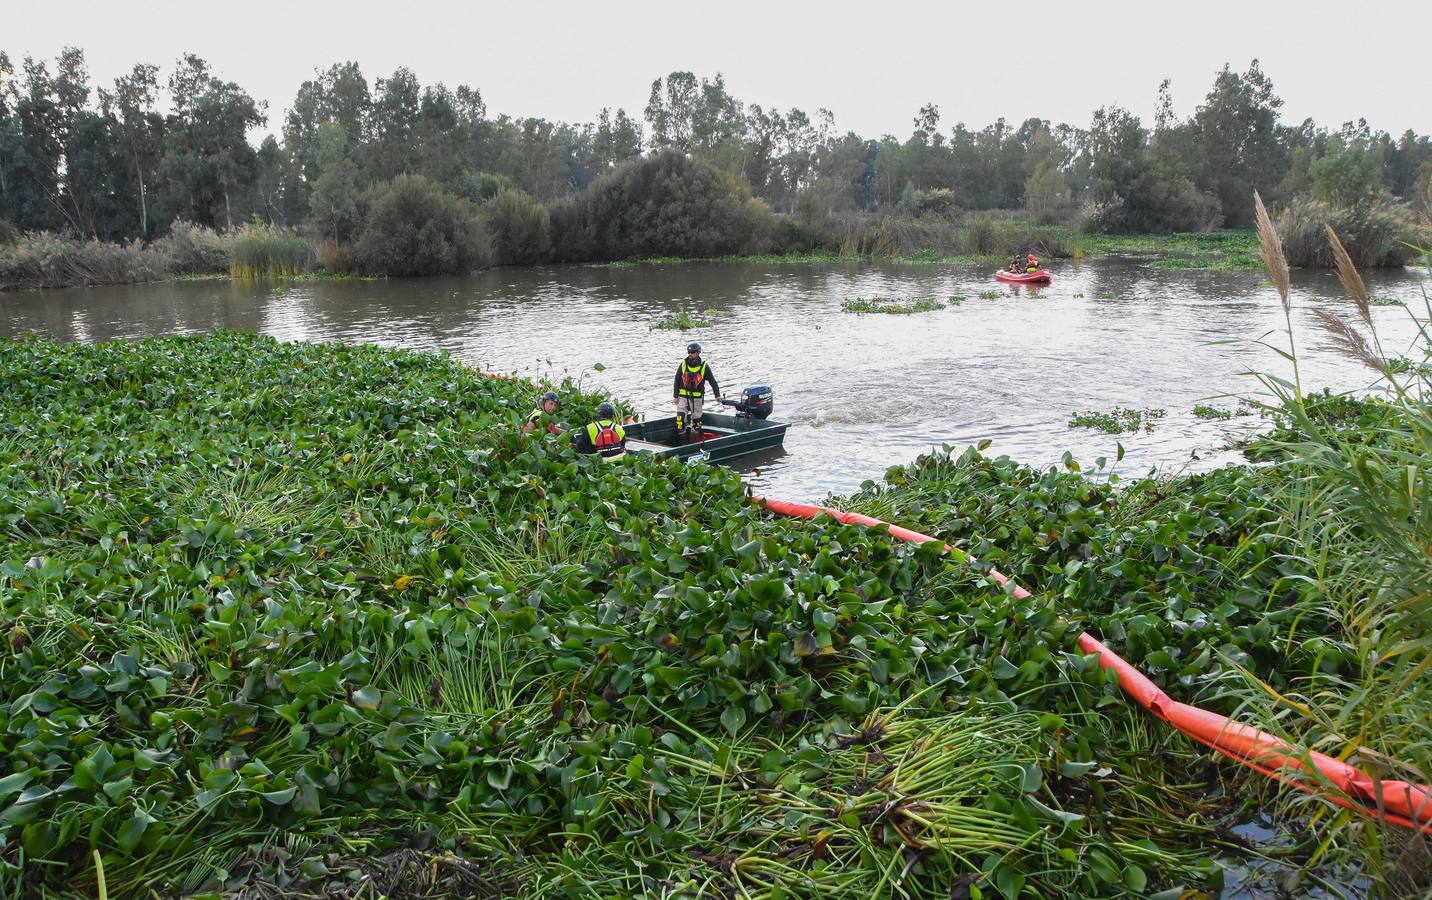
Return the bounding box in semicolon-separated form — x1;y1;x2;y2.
586;419;626;455
678;360;708;397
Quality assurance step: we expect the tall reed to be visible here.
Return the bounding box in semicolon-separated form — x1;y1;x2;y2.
229;222;309;278
1243;195;1432;890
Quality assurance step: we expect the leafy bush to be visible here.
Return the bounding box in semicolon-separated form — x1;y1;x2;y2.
1083;106;1222;235
481;189;551;265
152;220;232;274
353;174;492;276
458;170;520;205
0;232;167;290
1082;167;1221;235
826;213;959;256
553;150;774;262
910;188;962;222
767;213;828;254
545;195;595;262
0;217;18;246
965;216;1069;257
230;221;309;278
1276;196;1419;267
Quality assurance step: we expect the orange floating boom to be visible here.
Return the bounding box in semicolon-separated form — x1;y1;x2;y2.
754;495;1432;834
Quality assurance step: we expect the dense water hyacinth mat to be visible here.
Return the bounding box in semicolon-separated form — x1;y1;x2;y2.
754;498;1432;835
0;331;1416;898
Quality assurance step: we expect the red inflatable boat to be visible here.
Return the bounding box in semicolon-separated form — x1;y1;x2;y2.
995;269;1052;284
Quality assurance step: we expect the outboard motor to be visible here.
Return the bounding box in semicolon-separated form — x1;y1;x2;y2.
728;384;773;420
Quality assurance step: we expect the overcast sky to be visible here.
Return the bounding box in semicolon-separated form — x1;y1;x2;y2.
9;0;1430;139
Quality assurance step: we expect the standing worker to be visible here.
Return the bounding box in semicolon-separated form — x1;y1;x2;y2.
673;342;720;443
522;391;563;435
575;401;627;457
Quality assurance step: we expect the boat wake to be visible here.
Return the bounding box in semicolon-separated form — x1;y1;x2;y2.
797;401;923;427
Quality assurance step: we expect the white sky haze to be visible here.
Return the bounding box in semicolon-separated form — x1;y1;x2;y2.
8;0;1430;139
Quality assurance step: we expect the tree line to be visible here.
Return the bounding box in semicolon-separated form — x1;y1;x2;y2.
1;50;1428;278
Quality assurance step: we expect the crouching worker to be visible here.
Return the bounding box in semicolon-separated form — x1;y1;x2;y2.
575;402;626;457
522;391;563;435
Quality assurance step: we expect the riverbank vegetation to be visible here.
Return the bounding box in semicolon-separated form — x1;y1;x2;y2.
3;51;1430;289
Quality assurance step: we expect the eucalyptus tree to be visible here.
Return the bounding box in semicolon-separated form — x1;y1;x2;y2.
307;123;361;241
98;63;163;237
645;71;746;173
364;67;421;184
3;53;67;232
284;61;371;191
1188;60;1287;226
158;53;264;230
645;71;698;152
590;107;642;173
1085;105;1218;233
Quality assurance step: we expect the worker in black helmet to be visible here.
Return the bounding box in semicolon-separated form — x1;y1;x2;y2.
673;342;720;444
522;391;563;436
575;401;627;457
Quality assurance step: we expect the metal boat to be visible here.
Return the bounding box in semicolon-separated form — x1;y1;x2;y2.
623;384;787;465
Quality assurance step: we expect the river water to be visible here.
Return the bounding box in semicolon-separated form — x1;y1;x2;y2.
2;259;1427;501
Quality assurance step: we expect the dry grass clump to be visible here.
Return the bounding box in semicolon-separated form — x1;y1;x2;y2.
0;232;167;290
152;220;233;274
1276;196;1418;268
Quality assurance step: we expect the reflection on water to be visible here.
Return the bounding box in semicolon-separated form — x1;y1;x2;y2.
2;260;1426;500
